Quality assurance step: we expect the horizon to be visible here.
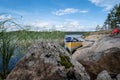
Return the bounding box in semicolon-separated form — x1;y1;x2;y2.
0;0;120;31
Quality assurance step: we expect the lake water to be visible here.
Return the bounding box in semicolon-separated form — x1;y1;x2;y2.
0;47;24;72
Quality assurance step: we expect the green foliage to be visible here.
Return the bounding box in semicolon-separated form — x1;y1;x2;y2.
7;31;65;47
0;77;3;80
0;14;65;79
0;15;32;79
96;25;102;31
0;19;17;79
103;3;120;29
8;31;65;40
82;32;90;38
59;54;73;68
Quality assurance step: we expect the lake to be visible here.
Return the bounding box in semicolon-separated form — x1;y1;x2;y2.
0;47;24;72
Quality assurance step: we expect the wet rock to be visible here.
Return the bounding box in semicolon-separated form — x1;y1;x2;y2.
6;42;90;80
96;70;112;80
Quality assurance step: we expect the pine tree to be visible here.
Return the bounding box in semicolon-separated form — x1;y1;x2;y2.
96;25;101;31
103;4;120;29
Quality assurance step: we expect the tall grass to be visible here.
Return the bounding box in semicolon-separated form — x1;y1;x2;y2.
8;30;65;40
0;17;32;79
8;31;65;46
0;19;16;79
0;16;66;79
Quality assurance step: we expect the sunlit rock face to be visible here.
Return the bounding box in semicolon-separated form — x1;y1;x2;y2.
6;42;90;80
73;36;120;61
73;35;120;80
76;47;120;80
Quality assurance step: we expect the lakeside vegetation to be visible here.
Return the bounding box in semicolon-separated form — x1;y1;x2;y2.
8;30;65;40
1;3;119;79
0;23;85;79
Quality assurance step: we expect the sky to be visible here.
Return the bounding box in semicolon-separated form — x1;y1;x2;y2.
0;0;120;31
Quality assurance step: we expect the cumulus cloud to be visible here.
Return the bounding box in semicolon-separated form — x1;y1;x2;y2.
0;15;12;20
25;20;85;31
0;15;19;31
53;8;88;16
79;10;88;13
89;0;120;11
30;21;50;27
54;21;85;31
89;0;102;5
53;8;78;16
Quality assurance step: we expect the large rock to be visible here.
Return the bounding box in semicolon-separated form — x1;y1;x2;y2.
117;74;120;80
73;36;120;60
6;42;90;80
91;36;120;52
78;47;120;80
82;34;107;48
96;70;112;80
72;36;120;80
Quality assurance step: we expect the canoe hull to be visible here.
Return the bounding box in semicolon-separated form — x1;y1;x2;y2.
65;41;82;53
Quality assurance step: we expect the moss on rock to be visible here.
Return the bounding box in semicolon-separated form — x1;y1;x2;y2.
59;54;73;68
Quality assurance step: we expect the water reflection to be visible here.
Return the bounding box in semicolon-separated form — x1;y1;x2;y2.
0;47;24;72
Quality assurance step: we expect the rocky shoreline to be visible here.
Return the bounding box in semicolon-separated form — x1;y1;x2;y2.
73;34;120;80
6;34;120;80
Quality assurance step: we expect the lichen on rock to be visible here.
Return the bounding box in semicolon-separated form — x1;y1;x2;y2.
6;41;90;80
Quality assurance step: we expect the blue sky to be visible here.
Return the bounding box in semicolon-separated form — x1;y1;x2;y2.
0;0;120;31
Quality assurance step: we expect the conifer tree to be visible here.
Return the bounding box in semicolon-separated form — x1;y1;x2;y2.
103;4;120;29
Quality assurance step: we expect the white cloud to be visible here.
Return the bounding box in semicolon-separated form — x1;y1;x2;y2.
54;21;85;31
89;0;102;5
89;0;120;11
24;20;86;31
79;10;88;13
53;8;78;16
25;21;53;31
0;15;12;20
0;15;6;19
53;8;88;16
31;21;50;27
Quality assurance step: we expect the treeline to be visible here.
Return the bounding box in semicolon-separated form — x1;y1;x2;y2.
96;3;120;31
